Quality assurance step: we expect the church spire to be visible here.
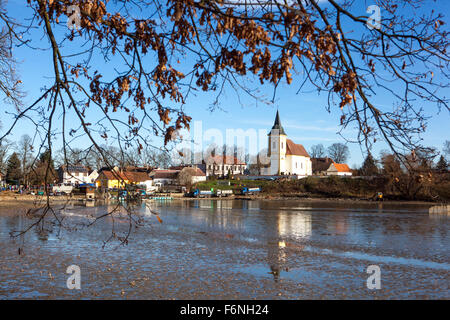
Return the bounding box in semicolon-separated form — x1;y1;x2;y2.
271;110;286;135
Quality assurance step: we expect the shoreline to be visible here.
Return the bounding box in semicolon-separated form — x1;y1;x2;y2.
0;194;446;207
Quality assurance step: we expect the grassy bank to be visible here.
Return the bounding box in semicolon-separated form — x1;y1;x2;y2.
195;175;450;202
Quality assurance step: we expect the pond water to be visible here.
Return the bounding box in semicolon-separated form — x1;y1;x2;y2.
0;200;448;299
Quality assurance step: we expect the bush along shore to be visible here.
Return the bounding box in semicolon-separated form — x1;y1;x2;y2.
195;175;450;202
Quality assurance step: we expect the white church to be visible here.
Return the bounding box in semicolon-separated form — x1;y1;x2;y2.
261;111;312;177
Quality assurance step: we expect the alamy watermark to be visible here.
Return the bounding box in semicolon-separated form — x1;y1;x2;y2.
67;5;81;30
366;5;381;30
366;265;381;290
66;264;81;290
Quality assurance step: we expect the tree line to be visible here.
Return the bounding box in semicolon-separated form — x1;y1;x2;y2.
0;134;173;186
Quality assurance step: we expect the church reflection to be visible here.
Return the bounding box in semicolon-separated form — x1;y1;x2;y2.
265;209;312;282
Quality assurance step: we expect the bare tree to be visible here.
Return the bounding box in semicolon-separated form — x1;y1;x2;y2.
0;0;23;108
17;134;34;186
0;136;11;174
310;144;326;158
327;143;349;163
177;167;195;189
444;140;450;161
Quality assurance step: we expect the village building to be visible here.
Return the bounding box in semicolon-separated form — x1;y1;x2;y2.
326;163;353;176
148;169;180;188
57;165;90;185
312;157;334;175
199;155;247;177
96;168;153;191
178;167;207;184
261;111;312;177
87;170;99;184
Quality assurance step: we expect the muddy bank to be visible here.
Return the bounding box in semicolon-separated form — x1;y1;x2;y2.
0;195;443;209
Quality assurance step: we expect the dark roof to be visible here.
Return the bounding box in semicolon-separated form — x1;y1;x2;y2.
286;139;310;157
312;157;334;172
125;166;154;173
59;165;88;173
268;110;286;136
149;169;179;179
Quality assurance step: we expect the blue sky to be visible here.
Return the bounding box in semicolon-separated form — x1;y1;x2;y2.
1;1;449;168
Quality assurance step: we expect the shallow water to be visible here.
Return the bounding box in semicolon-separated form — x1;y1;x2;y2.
0;200;448;299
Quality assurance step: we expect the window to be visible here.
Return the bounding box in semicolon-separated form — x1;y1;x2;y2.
273;142;276;149
281;142;283;149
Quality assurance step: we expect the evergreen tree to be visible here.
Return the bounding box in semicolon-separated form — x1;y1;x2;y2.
436;155;448;172
6;152;22;184
360;153;379;176
30;149;57;185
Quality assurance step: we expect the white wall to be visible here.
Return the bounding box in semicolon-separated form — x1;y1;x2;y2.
63;172;89;185
153;178;175;185
326;164;352;176
191;176;206;184
269;129;287;175
286;155;312;176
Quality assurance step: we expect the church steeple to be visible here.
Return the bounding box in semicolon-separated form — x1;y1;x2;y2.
270;110;286;135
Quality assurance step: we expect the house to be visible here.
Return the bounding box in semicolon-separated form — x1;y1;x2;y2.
312;157;334;175
261;111;312;177
326;162;353;176
96;169;129;190
57;165;90;185
96;168;153;191
149;169;179;187
178;166;207;184
202;155;247;177
87;170;99;184
79;183;96;199
121;171;154;191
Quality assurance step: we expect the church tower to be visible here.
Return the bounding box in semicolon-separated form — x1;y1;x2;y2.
268;111;287;175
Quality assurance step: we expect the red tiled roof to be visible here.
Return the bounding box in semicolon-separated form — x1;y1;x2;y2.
100;170;150;182
332;163;351;173
286;139;310;157
121;171;151;182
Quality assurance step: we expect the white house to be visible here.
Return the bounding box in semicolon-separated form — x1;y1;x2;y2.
87;170;99;184
203;155;247;177
149;169;179;187
262;111;312;177
178;167;207;184
57;165;90;185
326;163;353;176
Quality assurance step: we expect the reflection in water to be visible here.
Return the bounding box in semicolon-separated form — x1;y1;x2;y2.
278;211;312;239
266;211;312;282
0;199;448;299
